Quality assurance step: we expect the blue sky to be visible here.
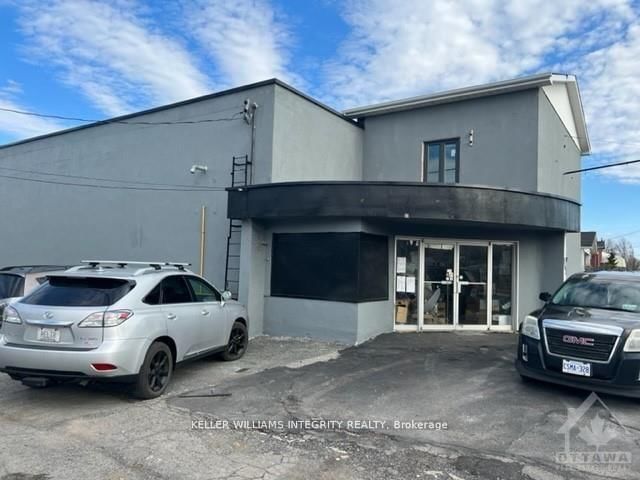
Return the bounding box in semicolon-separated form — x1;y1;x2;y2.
1;0;640;246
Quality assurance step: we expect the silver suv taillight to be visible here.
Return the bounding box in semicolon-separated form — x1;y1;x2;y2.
2;305;22;325
78;310;133;328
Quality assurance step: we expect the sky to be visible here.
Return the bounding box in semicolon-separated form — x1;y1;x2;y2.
1;0;640;246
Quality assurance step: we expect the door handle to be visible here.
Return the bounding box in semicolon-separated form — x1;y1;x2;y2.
167;313;177;320
201;310;210;316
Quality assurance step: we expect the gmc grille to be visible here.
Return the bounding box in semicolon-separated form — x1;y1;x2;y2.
545;327;618;362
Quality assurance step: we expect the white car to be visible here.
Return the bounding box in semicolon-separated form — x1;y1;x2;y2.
0;261;249;399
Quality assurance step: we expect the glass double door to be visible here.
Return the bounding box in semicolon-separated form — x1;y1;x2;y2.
395;239;515;330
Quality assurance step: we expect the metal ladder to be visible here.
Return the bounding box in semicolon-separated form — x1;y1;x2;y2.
224;155;251;298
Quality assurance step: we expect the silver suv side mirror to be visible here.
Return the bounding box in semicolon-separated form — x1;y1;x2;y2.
221;291;233;302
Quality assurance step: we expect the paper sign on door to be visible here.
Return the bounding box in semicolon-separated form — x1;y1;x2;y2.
406;276;416;293
396;257;407;274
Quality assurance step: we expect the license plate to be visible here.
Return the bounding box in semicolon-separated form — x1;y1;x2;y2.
562;359;591;377
36;327;61;343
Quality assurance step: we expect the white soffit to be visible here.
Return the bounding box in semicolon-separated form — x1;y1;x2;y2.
542;83;580;149
544;74;590;154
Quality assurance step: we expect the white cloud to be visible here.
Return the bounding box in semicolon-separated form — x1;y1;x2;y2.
18;0;212;116
324;0;634;108
186;0;301;87
571;23;640;183
0;82;66;140
322;0;640;184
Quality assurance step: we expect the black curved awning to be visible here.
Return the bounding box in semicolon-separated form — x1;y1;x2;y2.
227;181;580;232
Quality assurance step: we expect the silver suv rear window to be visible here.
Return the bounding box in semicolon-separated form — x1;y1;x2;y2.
22;276;134;307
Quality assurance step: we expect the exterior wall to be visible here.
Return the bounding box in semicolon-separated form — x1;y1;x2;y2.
565;232;584;277
536;91;583;279
517;236;545;321
518;231;572;320
271;85;363;182
537;90;582;201
355;221;396;343
256;218;366;343
356;299;393;344
238;220;268;337
0;84;277;289
360;90;539;191
250;215;571;343
253;218;384;343
263;297;359;343
0;77;586;345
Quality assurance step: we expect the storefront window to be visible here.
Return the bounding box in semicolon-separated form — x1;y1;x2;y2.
492;244;514;326
423;244;454;326
395;239;420;326
271;232;388;302
458;245;488;325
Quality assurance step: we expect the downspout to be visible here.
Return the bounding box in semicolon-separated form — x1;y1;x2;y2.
244;99;258;184
199;205;206;276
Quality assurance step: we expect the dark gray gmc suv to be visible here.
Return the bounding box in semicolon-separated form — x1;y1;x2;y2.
516;271;640;398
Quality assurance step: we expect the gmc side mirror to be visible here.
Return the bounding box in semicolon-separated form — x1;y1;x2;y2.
539;292;552;303
221;291;233;302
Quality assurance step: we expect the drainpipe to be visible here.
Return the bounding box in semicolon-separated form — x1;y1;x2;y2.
243;99;258;184
199;205;206;276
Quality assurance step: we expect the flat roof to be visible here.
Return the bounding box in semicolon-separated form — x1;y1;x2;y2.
344;72;590;153
1;73;589;153
0;79;360;150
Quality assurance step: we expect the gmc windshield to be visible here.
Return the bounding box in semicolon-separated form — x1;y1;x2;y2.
551;274;640;312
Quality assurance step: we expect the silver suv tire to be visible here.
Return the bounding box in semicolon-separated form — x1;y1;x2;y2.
133;341;173;399
221;321;248;361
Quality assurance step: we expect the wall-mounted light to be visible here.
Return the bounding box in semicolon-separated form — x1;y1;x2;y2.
468;129;474;146
243;98;259;124
190;164;208;174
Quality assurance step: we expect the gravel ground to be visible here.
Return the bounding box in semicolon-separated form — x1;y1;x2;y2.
1;333;638;480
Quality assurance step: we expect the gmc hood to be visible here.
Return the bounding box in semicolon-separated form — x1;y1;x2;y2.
538;304;640;331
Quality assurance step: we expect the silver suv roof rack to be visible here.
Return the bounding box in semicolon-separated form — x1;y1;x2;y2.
71;260;192;272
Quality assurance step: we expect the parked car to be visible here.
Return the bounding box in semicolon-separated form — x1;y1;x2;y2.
0;261;248;399
0;265;71;322
516;271;640;398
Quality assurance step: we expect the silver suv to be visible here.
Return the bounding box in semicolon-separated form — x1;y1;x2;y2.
0;261;249;399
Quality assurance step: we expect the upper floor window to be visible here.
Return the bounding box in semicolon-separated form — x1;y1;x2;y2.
424;139;459;184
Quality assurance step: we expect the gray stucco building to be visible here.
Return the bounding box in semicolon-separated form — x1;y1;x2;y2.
0;73;589;344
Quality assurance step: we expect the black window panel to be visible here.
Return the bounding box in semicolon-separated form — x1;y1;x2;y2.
358;234;389;300
271;232;388;303
22;276;133;307
161;276;193;304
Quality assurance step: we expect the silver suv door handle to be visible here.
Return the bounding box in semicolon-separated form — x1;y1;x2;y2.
201;310;210;316
167;313;177;320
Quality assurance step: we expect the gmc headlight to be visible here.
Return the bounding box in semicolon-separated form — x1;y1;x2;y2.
623;330;640;352
521;315;540;340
